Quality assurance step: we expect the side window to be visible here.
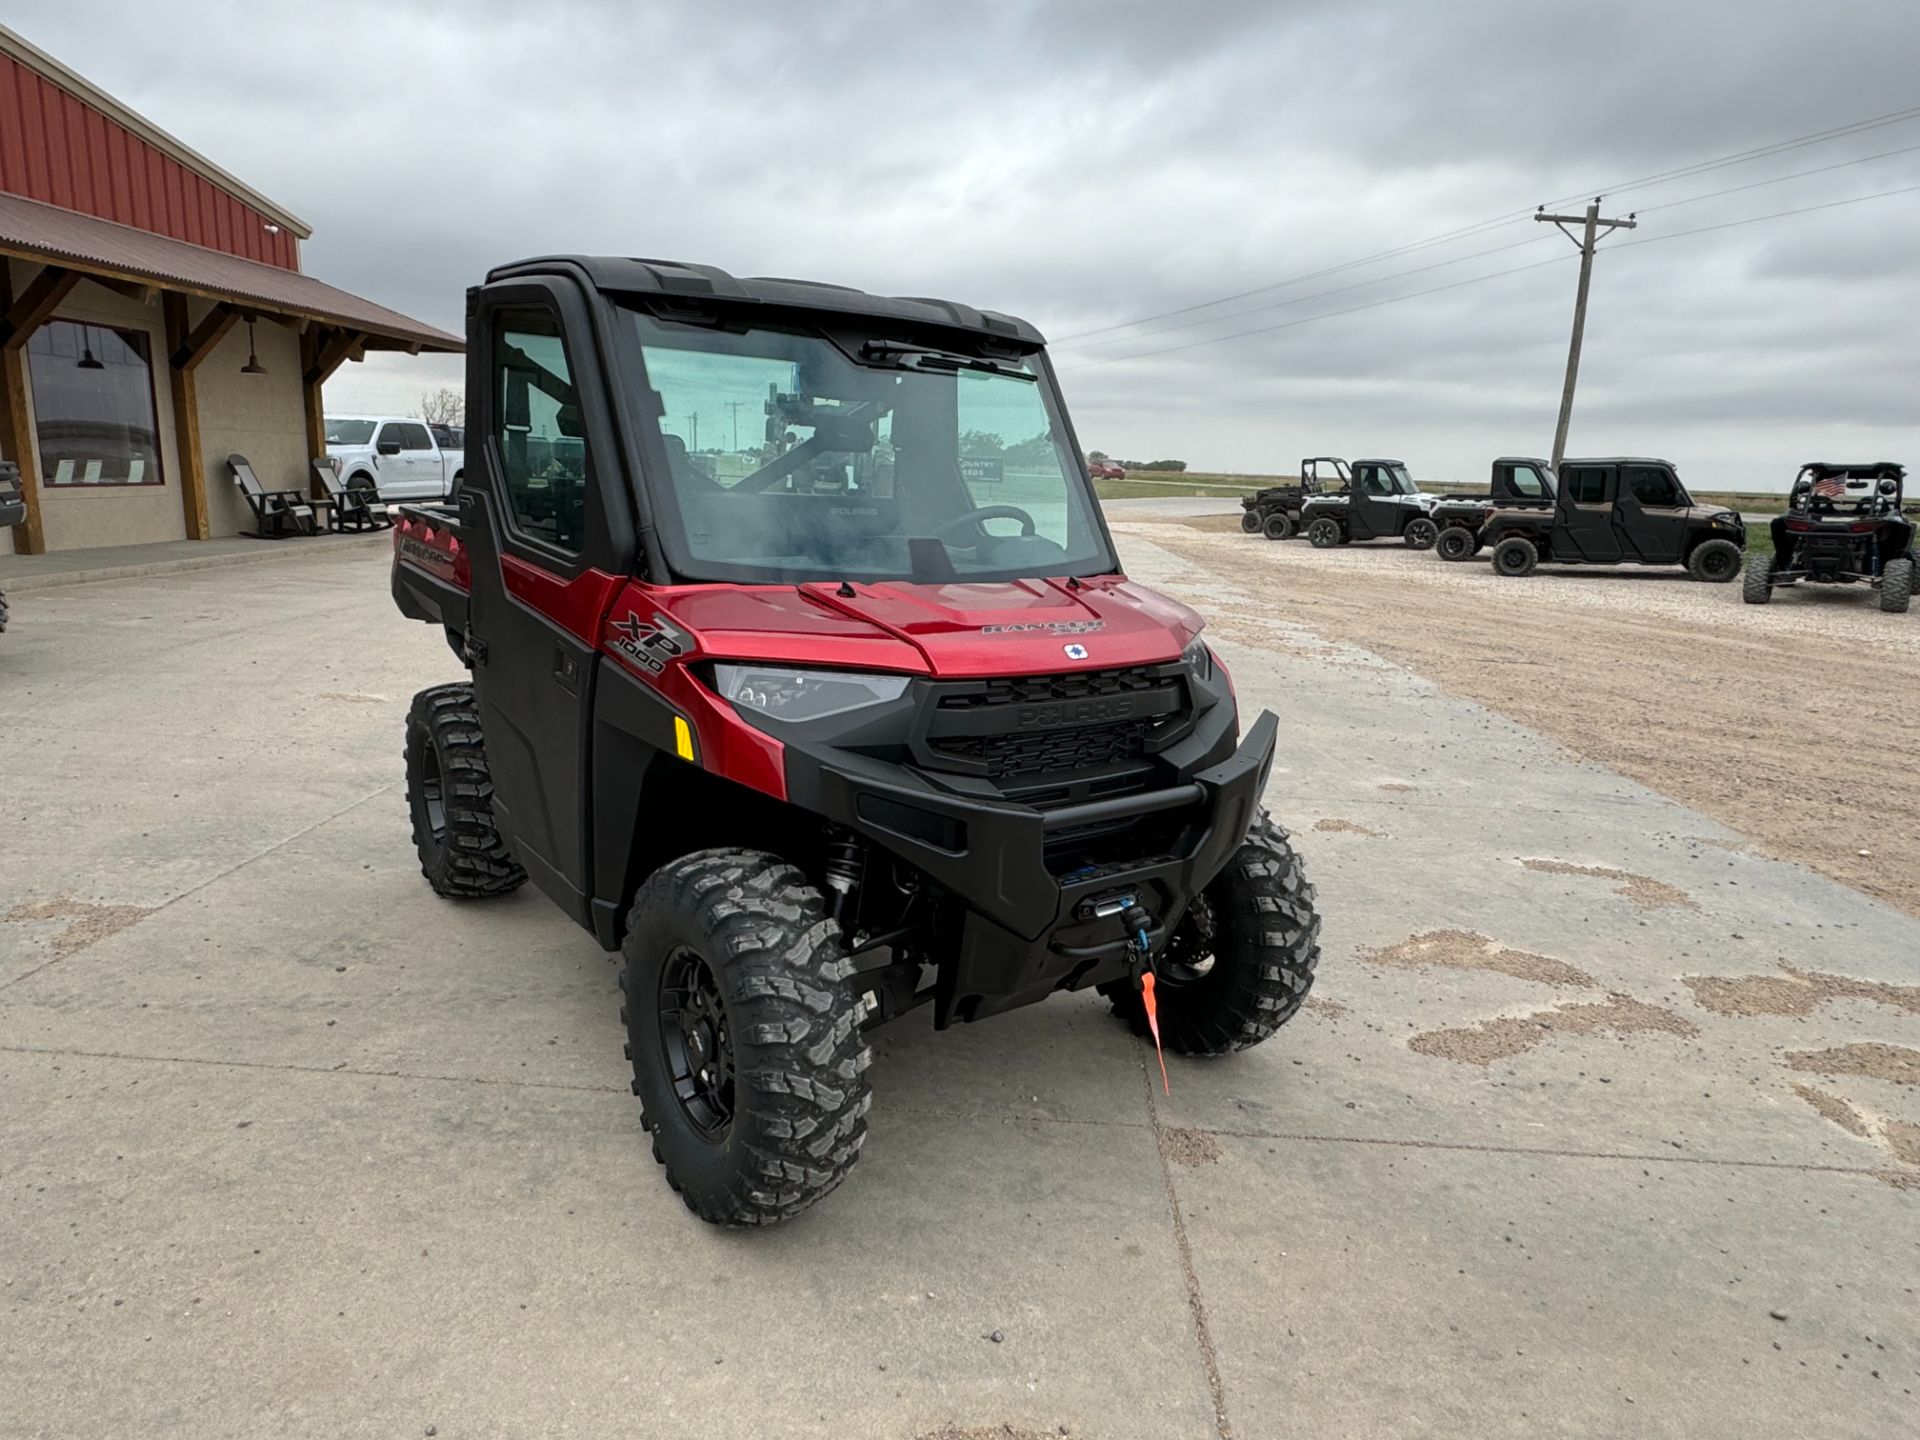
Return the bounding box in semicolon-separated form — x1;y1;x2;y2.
1565;467;1610;504
398;422;433;452
1358;465;1389;496
1625;465;1679;506
1510;465;1546;497
494;307;587;555
376;422;403;451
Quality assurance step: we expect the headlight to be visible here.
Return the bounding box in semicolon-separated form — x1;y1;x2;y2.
713;664;910;723
1181;638;1213;680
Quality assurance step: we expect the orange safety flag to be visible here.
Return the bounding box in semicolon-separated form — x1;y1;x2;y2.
1140;970;1170;1095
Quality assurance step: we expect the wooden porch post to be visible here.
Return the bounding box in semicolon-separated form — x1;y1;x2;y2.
163;296;240;540
302;328;366;476
0;264;81;556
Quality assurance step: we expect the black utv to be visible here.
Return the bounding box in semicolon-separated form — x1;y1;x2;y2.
1744;462;1914;613
1481;457;1745;581
1239;456;1342;540
1298;458;1441;549
0;461;23;633
1430;457;1556;561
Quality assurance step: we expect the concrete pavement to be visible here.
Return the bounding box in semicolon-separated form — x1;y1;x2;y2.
2;538;1915;1439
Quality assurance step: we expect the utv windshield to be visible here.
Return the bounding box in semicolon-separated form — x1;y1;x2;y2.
622;309;1115;585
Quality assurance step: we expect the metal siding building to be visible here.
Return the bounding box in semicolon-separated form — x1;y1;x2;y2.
0;24;458;555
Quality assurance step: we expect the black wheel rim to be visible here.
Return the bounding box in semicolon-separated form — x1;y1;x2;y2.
1499;549;1526;574
417;731;447;841
1156;895;1219;988
658;945;734;1139
1703;549;1736;579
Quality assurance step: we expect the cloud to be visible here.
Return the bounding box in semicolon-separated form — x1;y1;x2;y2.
11;0;1919;487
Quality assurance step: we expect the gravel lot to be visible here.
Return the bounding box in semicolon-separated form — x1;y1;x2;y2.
1119;512;1920;918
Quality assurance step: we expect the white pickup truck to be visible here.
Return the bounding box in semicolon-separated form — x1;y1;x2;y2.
322;416;465;501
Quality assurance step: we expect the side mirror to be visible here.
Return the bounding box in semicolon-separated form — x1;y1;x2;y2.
377;440;402;456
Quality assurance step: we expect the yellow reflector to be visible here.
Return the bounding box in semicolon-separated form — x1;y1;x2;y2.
673;716;696;762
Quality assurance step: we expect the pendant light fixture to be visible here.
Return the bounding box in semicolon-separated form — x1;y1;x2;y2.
240;316;267;376
76;324;104;370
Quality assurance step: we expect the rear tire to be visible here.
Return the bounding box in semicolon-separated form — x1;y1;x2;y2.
1743;552;1777;604
0;586;9;633
1239;509;1262;534
1491;536;1538;577
1404;517;1439;550
1306;517;1342;548
621;849;872;1226
1436;526;1476;561
1881;556;1914;614
1688;537;1743;583
405;683;527;898
1262;512;1294;541
1103;813;1319;1054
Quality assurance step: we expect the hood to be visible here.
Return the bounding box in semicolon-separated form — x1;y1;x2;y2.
646;574;1201;679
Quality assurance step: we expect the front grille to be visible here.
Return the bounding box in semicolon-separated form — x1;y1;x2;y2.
932;718;1152;778
921;664;1190;782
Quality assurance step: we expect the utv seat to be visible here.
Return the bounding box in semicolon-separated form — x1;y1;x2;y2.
228;454;315;538
312;461;393;532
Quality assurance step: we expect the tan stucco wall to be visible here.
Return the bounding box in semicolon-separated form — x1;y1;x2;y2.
28;267;187;552
192;309;307;539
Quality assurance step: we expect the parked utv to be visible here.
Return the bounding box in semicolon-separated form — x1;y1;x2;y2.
1745;462;1913;613
1239;456;1341;540
391;257;1321;1225
1481;457;1745;580
0;461;23;632
1430;457;1556;561
1297;458;1441;549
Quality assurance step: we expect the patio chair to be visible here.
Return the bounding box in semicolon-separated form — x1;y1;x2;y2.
312;460;392;532
228;454;315;538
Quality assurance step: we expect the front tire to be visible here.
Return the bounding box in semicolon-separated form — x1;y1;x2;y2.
1307;517;1342;548
1743;552;1777;604
1240;509;1262;534
1688;537;1743;583
0;586;9;632
1104;814;1319;1054
1436;526;1476;561
405;683;527;898
1404;517;1439;550
1262;512;1295;541
1881;556;1914;614
1491;536;1538;577
621;849;872;1226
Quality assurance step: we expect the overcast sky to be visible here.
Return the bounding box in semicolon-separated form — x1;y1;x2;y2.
16;0;1920;489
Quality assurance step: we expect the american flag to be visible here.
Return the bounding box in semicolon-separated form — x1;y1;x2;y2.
1812;475;1849;500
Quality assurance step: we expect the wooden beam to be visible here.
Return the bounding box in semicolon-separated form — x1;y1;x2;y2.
170;302;239;373
84;274;157;305
163;293;210;540
303;327;366;387
0;269;46;554
0;265;80;350
300;330;327;477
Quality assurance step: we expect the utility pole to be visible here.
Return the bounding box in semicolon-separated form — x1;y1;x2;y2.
1536;199;1636;468
725;400;744;451
686;412;699;452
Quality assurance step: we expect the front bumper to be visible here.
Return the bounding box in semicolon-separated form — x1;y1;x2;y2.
786;705;1278;1024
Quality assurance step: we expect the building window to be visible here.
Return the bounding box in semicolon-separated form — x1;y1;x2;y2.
26;320;165;487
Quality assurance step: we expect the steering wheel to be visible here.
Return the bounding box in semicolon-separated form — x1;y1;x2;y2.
932;505;1037;547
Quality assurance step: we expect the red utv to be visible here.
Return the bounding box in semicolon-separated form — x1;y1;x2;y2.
390;257;1320;1225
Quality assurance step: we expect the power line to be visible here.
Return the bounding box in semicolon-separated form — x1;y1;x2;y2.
1048;102;1920;347
1060;179;1920;371
1053;232;1554;354
1631;140;1920;214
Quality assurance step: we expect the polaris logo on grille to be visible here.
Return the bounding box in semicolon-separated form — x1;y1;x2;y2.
1016;696;1138;729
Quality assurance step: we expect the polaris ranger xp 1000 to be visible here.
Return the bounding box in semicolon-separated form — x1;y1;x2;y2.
391;258;1321;1225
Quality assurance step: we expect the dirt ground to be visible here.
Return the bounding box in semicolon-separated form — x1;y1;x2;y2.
1122;513;1920;918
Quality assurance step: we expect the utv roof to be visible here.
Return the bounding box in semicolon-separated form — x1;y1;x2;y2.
1798;460;1905;476
1494;455;1553;468
1561;456;1673;466
486;255;1046;348
1351;457;1407;466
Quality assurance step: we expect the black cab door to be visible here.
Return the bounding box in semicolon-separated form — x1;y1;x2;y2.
463;279;634;923
1614;462;1690;563
1557;463;1622;561
1349;462;1396;540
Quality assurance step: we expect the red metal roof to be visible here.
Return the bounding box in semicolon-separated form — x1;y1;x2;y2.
0;50;303;270
0;189;460;351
